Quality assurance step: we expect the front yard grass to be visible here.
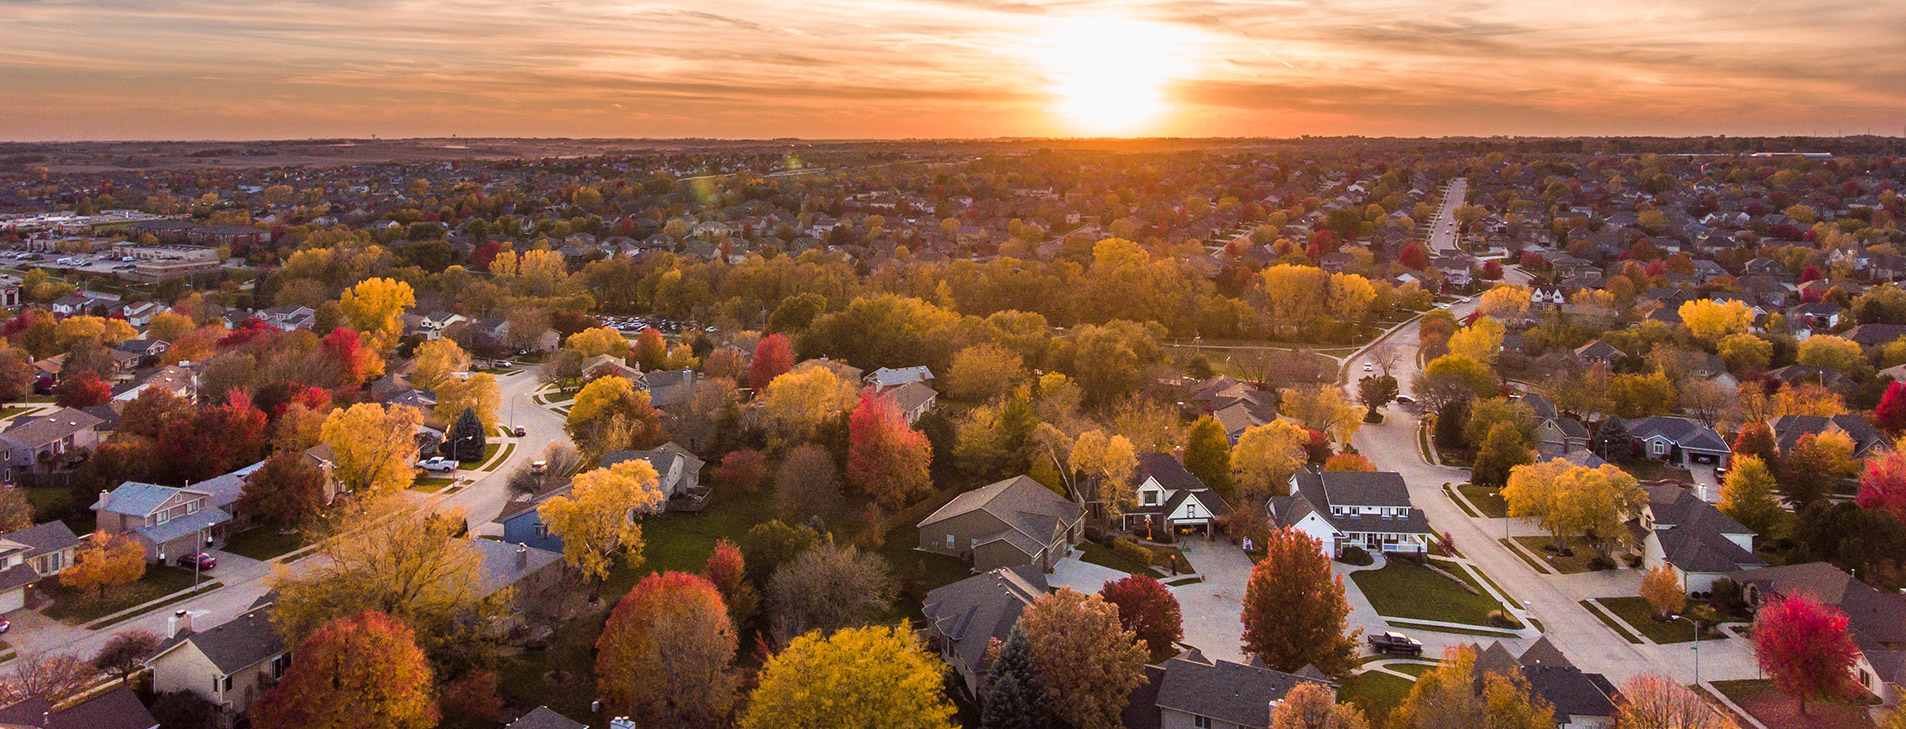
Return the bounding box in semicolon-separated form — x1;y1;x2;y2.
462;442;501;466
1350;560;1520;629
24;486;92;536
1079;541;1166;579
1618;460;1693;483
1710;679;1877;729
599;490;776;602
1457;484;1508;518
1511;536;1603;574
1339;671;1415;722
44;566;205;624
223;528;310;561
410;476;457;492
1594;597;1724;644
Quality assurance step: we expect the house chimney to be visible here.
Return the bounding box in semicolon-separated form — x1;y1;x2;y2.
167;609;193;638
516;544;528;568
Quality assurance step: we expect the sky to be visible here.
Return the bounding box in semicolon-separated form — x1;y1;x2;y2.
1;0;1903;141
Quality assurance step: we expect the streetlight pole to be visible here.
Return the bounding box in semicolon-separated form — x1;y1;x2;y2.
1672;614;1701;686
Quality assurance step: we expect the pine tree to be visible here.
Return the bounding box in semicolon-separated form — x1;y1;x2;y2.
1183;417;1235;503
1594;417;1632;461
448;407;487;462
981;625;1052;729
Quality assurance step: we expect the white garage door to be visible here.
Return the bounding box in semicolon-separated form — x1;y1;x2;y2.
0;587;24;614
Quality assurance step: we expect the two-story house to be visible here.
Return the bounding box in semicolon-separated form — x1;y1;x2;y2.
1120;653;1331;729
148;605;290;719
1271;469;1434;557
0;521;80;612
92;481;231;563
600;443;703;506
921;565;1046;697
1121;453;1230;537
0;408;104;483
1635;483;1762;593
917;475;1085;573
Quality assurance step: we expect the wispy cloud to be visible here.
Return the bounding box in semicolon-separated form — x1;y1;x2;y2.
0;0;1901;140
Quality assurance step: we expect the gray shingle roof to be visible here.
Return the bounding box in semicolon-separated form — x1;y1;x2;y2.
1316;471;1411;508
1153;654;1326;727
135;506;230;545
921;565;1046;681
0;521;79;559
98;481;196;517
164;605;284;675
0;407;104;449
471;538;561;596
505;707;588;729
1626;416;1731;453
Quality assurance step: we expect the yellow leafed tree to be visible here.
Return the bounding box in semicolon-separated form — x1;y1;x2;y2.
339;277;415;355
759;367;859;443
1070;429;1137;520
566;326;631;358
434;373;500;433
411;338;470;392
1232;421;1309;501
1446;317;1505;364
538;460;664;584
321;403;422;494
1279;384;1367;445
1677;299;1753;342
1477;285;1532;321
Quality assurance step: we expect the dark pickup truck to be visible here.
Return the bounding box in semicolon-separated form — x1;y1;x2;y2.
1367;631;1424;657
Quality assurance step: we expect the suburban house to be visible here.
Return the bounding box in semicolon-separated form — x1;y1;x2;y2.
879;381;939;424
600;442;704;508
1573;340;1626;368
0;408;105;482
1727;562;1906;703
920;564;1046;696
1120;652;1331;729
0;521;80;612
581;353;640;382
1270;469;1433;558
1635;484;1762;593
1521;393;1590;454
111;365;196;404
635;369;699;409
0;685;159;729
1180;376;1278;443
867;366;934;389
917;475;1085;573
472;538;564;616
148;605;291;719
1770;414;1891;459
1121;453;1230;538
506;707;590;729
1624;416;1731;467
1476;639;1618;729
92;481;231;563
259;305;316;331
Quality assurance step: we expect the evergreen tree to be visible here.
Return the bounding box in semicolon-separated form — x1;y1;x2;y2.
448;407;487;462
1183;416;1235;503
980;625;1053;729
1594;417;1632;462
1433;398;1469;452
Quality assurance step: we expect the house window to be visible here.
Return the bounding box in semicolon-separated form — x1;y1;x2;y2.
533;523;549;539
1194;715;1213;729
945;534;955;549
1651;441;1667;456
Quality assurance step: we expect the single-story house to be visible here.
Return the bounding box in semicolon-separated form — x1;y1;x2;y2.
1770;414;1891;459
1271;468;1433;558
1635;484;1761;593
1120;652;1331;729
1624;416;1731;467
1121;453;1230;537
917;475;1085;573
881;381;939;425
600;442;704;506
1728;562;1906;704
1476;638;1618;729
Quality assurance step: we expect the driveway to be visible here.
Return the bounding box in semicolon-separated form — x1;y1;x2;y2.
1170;539;1253;664
1048;551;1129;594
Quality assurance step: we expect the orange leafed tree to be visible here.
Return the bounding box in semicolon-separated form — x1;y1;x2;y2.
61;532;145;600
1241;527;1358;677
595;572;737;725
251;610;438;729
846;391;934;508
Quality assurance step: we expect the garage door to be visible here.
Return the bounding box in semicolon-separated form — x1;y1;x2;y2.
0;587;23;614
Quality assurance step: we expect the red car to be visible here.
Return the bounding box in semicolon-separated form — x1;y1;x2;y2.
177;553;217;571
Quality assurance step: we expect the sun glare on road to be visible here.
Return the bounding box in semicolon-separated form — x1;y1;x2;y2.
1033;18;1195;136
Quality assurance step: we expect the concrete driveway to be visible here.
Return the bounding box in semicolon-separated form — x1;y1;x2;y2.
1048;552;1129;594
1170;538;1253;664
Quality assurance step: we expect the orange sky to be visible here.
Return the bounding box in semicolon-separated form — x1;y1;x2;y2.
1;0;1902;140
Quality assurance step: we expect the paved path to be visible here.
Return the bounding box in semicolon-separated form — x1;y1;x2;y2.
1426;178;1468;253
1171;538;1253;665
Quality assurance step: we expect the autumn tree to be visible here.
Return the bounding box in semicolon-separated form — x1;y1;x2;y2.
1502;459;1646;554
1232;421;1309;501
1414;354;1497;410
53;371;110;408
1471;421;1533;488
1783;432;1846;509
1281;384;1366;446
946;343;1025;402
702;538;759;628
740;520;820;588
1098;575;1183;660
1324;453;1377;472
564;376;664;460
1358;374;1399;413
1270;682;1370;729
1797;335;1863;374
749;333;795;391
237;451;327;532
1446;318;1505;364
1718;333;1773;373
846;392;934;508
1879;382;1906;435
410;338;470;392
1020;588;1148;729
1183;416;1235;501
1720;455;1782;535
1241;528;1356;676
712;448;766;492
0;489;27;534
759;366;859;443
539;459;665;588
1679;299;1754;342
596;571;737;726
1753;595;1859;715
1733;422;1780;469
1070;429;1138;521
1615;673;1737;729
982;625;1055;729
1391;645;1555;729
320;403;422;495
1477;285;1532;321
772;443;844;523
739;625;956;729
61;532;145;600
768;543;894;641
633;327;668;370
338;277;415;357
90;629;161;684
251;611;438;729
1641;564;1687;619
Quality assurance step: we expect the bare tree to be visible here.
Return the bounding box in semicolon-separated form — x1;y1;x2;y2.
0;653;93;705
767;544;894;642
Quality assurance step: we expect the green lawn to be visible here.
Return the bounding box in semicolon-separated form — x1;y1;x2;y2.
461;442;501;466
410;476;456;492
1512;536;1603;574
223;528;309;561
599;491;777;601
1339;671;1415;723
1579;599;1643;643
0;406;32;421
1079;541;1166;579
1389;662;1437;678
1351;561;1520;628
1711;679;1877;729
24;486;93;538
1618;460;1692;483
1457;484;1508;518
480;443;518;472
44;566;207;624
1594;597;1723;644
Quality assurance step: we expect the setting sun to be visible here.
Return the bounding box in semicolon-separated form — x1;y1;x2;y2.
1033;18;1196;135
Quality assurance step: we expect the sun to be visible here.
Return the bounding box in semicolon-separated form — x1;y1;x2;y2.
1033;18;1194;135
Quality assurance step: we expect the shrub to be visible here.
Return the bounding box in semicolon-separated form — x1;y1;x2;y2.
1111;539;1153;568
1486;609;1516;628
1587;557;1613;571
1337;546;1373;566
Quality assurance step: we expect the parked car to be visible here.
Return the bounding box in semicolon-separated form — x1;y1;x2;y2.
1363;363;1374;372
177;553;217;571
1367;631;1423;656
1395;395;1414;405
0;617;12;633
418;457;457;472
530;460;548;475
513;426;527;437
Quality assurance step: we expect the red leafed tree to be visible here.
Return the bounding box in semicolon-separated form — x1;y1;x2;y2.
1400;243;1429;270
1302;428;1333;463
160;389;268;482
1098;575;1184;661
702;538;759;627
218;318;277;350
471;241;502;272
250;611;439;729
54;371;111;408
1860;449;1906;525
237;452;328;531
436;670;504;726
749;334;794;391
1800;265;1823;283
845;392;934;509
596;572;737;725
1733;421;1780;469
1480;260;1504;280
1241;527;1357;677
1753;595;1859;715
711;449;766;492
321;327;376;386
1878;382;1906;435
634;328;668;371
